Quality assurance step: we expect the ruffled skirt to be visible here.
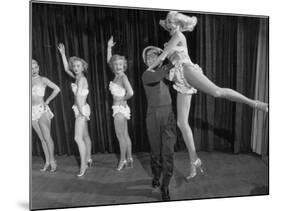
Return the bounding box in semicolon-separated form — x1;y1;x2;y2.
72;104;91;120
169;62;203;95
32;104;54;121
112;104;131;120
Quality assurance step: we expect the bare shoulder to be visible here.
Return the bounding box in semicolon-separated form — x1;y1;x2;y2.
79;75;88;87
121;74;131;86
120;73;129;82
41;76;51;84
41;76;48;81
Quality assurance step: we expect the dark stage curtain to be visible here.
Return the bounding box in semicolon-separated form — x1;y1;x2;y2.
31;3;268;156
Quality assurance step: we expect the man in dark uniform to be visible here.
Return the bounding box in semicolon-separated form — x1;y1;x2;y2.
142;46;177;201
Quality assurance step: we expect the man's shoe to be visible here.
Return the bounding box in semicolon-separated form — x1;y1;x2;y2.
152;178;160;189
161;186;171;201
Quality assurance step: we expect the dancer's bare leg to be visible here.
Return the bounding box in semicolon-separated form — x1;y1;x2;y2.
114;114;128;170
176;93;198;163
124;120;132;160
32;120;50;170
182;64;268;112
75;116;87;176
83;122;92;163
124;119;133;167
38;114;55;163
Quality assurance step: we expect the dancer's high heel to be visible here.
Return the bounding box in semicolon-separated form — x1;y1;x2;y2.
116;160;127;171
77;165;88;177
126;157;134;168
254;100;268;112
40;163;50;172
186;158;204;180
87;158;93;168
50;160;57;172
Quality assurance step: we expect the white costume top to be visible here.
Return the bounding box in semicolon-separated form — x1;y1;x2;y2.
109;81;131;120
71;83;89;96
32;84;45;97
167;45;193;66
109;81;126;97
71;83;90;120
32;84;54;121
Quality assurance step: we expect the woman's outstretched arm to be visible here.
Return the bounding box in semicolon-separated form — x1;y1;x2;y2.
142;62;174;84
147;31;182;70
57;43;75;78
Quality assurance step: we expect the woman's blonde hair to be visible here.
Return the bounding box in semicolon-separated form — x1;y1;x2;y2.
69;56;88;73
160;11;197;32
108;54;128;72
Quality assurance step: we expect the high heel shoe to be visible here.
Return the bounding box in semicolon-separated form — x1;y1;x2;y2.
116;160;127;171
50;161;57;172
254;100;268;112
77;165;88;177
126;157;133;168
87;158;93;168
186;158;204;180
40;163;50;172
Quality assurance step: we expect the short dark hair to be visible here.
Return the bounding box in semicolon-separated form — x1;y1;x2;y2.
32;59;39;66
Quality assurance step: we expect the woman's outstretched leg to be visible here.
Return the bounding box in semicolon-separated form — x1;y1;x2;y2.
182;64;268;112
114;114;128;171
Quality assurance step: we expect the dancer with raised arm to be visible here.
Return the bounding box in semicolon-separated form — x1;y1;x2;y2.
147;11;268;180
107;36;134;171
57;44;93;177
32;59;60;172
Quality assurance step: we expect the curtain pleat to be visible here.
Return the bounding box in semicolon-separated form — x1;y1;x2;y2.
235;17;260;153
251;19;269;156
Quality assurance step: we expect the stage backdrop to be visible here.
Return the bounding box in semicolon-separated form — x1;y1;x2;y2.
31;3;269;156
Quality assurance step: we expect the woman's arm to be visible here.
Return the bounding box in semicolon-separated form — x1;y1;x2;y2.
121;74;134;101
147;32;182;70
142;62;174;84
57;43;75;78
107;36;116;63
42;77;61;105
76;77;87;116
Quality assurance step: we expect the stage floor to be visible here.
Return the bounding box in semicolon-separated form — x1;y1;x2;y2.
31;151;268;210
